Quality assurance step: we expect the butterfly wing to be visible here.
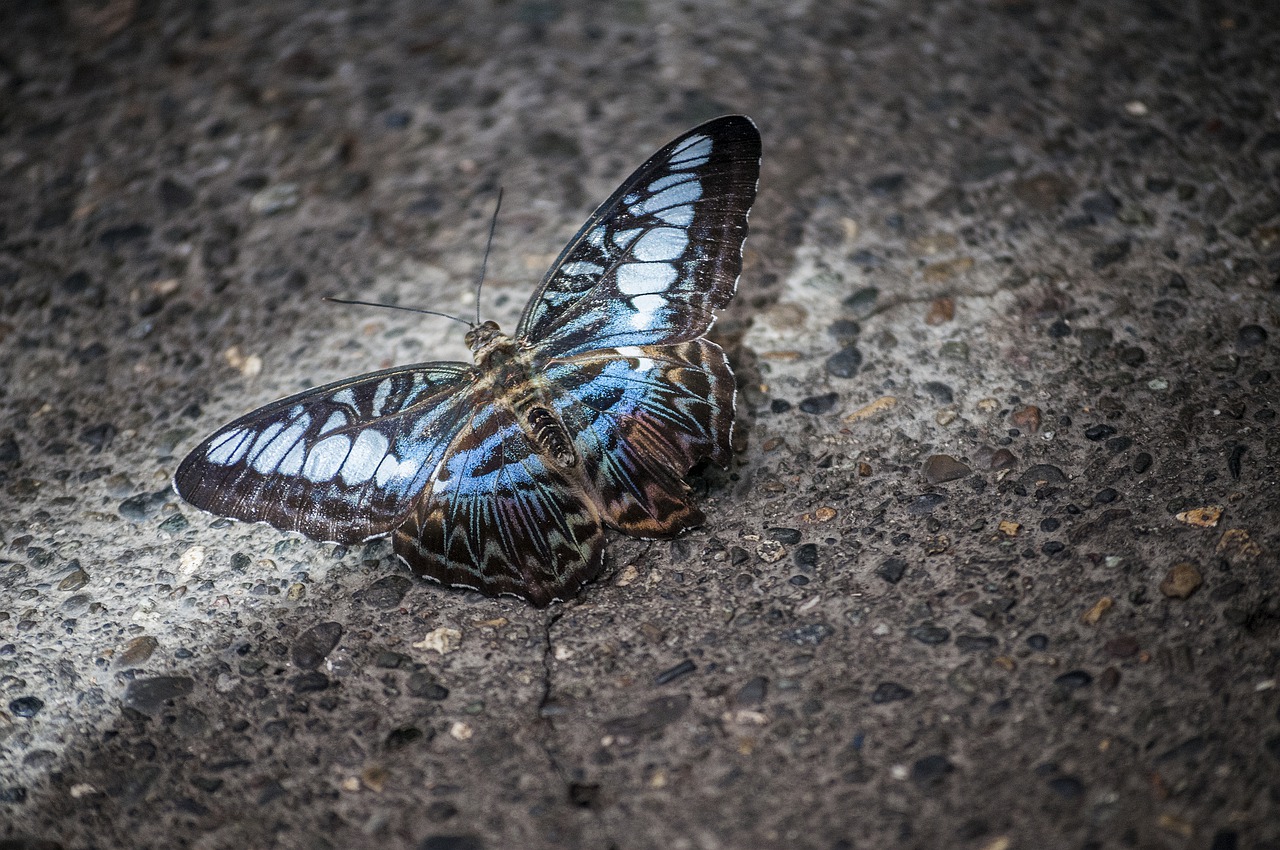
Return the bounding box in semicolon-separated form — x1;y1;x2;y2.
516;115;761;357
173;363;475;545
392;393;603;607
543;339;734;536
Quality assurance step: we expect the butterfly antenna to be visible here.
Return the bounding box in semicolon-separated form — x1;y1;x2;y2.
474;187;503;326
322;296;473;328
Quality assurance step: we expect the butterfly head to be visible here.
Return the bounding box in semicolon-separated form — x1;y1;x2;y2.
464;320;516;365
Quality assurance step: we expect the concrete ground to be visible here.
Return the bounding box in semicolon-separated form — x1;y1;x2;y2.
2;0;1278;848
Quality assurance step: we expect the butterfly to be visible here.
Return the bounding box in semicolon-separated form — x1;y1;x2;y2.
174;115;761;606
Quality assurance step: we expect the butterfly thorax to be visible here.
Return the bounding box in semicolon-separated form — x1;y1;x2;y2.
465;320;578;469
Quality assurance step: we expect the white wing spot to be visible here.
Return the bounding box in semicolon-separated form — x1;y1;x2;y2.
250;416;311;474
206;428;250;465
303;434;351;482
632;227;688;262
340;429;391;485
560;261;604;277
319;411;347;435
647;173;697;193
640;180;702;214
371;379;392;416
374;453;420;491
669;137;712;167
628;293;667;330
612;227;643;249
332;389;357;408
617;263;677;295
617;345;656;373
279;441;305;476
656;204;694;226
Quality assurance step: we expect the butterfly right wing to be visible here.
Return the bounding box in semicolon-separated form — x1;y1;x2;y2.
173;362;476;545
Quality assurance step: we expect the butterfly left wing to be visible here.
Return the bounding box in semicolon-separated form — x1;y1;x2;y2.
392;395;604;606
516;115;761;357
173;363;475;545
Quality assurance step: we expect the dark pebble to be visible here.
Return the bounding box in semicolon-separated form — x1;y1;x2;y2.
920;381;954;404
907;624;950;645
1077;327;1113;356
123;676;194;714
1105;436;1133;453
1053;670;1093;690
794;543;818;570
289;671;329;693
0;434;19;465
909;754;954;788
876;558;907;584
770;398;792;414
825;346;863;378
1118;345;1146;366
1250;369;1272;385
419;836;483;850
158;514;189;533
1039;518;1060;533
1047;775;1085;799
733;676;768;708
568;782;601;809
291;621;344;670
1091;239;1130;269
907;493;948;515
1236;324;1267;349
362;575;412;608
768;527;802;544
1133;452;1153;473
159;177;195;210
1020;464;1067;486
1027;634;1049;650
1047;318;1071;339
385;726;428;751
9;696;44;718
79;423;116;452
384;110;412;129
828;319;861;341
1084;424;1116;441
603;694;691;738
406;670;449;700
1094;488;1118;504
1211;830;1240;850
987;448;1017;471
849;249;882;268
843;287;880;316
788;575;810;586
654;659;697;686
955;634;998;652
868;172;906;195
118;489;171;522
1042;540;1066;555
870;682;913;704
783;623;832;646
922;454;971;484
1104;635;1140;658
0;787;28;803
1081;192;1120;221
99;223;151;249
1152;298;1187;320
798;392;839;414
1228;444;1245;479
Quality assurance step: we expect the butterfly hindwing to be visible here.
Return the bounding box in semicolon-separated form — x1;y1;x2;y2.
173;363;474;545
392;395;604;606
517;115;761;357
544;339;734;537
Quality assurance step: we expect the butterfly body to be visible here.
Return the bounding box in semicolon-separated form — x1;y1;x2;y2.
175;116;761;606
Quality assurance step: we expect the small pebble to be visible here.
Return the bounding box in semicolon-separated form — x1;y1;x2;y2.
9;696;44;718
798;392;839;414
923;454;971;484
1160;562;1202;599
825;346;863;378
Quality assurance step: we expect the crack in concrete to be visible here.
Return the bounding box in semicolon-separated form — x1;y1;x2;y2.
535;607;617;849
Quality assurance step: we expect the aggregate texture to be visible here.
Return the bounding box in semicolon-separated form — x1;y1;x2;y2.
1;1;1278;848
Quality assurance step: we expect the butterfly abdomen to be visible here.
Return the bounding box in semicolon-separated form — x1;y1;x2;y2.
526;404;576;467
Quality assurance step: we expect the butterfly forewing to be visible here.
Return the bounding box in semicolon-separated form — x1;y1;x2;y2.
174;363;474;544
517;115;761;357
392;397;604;606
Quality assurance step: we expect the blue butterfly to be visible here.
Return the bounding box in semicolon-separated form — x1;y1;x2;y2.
174;116;761;605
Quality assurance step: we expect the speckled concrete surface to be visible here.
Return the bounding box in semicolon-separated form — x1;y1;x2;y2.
2;1;1279;848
